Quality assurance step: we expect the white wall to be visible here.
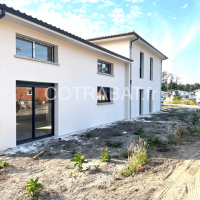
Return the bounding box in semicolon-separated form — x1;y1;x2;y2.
0;19;129;150
92;38;162;118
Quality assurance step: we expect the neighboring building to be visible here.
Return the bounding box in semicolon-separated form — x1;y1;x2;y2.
193;89;200;105
0;4;168;151
88;32;168;117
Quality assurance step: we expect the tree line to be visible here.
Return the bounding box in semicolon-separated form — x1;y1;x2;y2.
162;71;200;92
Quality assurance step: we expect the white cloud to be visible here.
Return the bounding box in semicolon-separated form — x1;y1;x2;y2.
152;2;156;5
75;0;98;2
93;13;98;17
56;3;62;10
181;4;188;9
125;0;143;2
172;17;176;20
100;14;104;18
98;0;114;8
41;0;46;2
148;12;151;16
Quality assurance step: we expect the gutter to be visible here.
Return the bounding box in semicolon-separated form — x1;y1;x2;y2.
0;8;5;19
129;36;139;119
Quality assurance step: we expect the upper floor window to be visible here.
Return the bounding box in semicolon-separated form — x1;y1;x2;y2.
140;52;144;79
150;58;153;81
16;36;54;62
98;61;112;75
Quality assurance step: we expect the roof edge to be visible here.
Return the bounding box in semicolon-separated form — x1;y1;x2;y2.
0;4;133;63
88;31;168;60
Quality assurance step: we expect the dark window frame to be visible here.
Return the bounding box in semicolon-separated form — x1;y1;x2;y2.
16;35;55;63
98;61;112;75
97;86;111;103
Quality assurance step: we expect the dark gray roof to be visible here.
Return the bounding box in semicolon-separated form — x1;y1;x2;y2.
88;31;168;60
0;4;133;62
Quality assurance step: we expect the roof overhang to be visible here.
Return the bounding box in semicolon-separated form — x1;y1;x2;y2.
0;5;132;64
88;32;168;60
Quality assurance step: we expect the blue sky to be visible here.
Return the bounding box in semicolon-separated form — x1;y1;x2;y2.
0;0;199;84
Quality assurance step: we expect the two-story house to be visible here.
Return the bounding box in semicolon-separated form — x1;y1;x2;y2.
0;4;168;151
88;32;168;117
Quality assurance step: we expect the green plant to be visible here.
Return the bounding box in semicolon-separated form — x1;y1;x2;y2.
71;154;88;172
133;128;144;135
23;177;43;198
68;172;73;177
101;148;111;162
95;164;100;171
168;114;176;117
119;138;148;177
111;133;123;137
172;146;175;150
139;132;159;150
71;148;77;156
177;114;184;121
65;165;68;169
106;141;122;148
167;134;177;143
86;133;92;137
0;161;8;169
192;113;199;124
120;150;130;158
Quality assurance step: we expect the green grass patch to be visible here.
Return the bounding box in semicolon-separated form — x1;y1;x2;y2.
106;141;122;148
111;133;123;137
0;161;8;169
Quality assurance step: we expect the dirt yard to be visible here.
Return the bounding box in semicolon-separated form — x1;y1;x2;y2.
1;105;200;200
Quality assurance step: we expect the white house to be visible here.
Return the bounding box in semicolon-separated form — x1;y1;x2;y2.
0;4;168;151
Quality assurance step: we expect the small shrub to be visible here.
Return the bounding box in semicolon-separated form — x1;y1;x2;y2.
119;138;148;177
71;148;77;156
86;133;92;138
192;113;200;125
0;161;8;169
65;165;68;169
174;125;189;137
177;114;184;121
134;128;144;135
101;148;111;162
23;177;43;198
189;125;200;134
68;172;73;177
112;133;123;137
120;150;129;158
139;132;159;150
71;154;88;172
167;134;177;143
106;141;122;148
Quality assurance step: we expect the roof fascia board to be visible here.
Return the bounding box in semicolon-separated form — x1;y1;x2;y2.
2;11;132;63
89;32;168;60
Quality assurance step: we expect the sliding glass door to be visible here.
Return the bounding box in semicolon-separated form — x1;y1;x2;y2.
16;82;54;144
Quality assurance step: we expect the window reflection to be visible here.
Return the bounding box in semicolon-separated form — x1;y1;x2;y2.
35;43;52;62
16;38;33;58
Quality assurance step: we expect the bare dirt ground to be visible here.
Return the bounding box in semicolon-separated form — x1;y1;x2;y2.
1;105;200;200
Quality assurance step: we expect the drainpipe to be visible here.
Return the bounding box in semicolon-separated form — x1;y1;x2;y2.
129;36;138;119
0;9;5;19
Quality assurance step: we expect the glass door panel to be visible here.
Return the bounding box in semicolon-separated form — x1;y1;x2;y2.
35;87;53;137
16;87;33;141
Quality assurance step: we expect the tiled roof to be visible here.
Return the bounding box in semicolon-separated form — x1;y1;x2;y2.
88;31;168;60
0;4;133;62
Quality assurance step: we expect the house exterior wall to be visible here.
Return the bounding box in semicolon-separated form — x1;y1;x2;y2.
0;19;129;150
92;38;162;118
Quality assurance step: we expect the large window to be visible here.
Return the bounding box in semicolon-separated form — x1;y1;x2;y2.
150;58;153;81
98;61;111;74
140;52;144;78
16;36;54;62
97;87;111;103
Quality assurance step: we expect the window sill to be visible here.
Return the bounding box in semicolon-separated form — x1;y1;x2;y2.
97;72;114;77
97;102;114;105
14;55;60;66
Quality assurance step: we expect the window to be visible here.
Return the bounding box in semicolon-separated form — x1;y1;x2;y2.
27;90;32;95
140;52;144;78
97;87;111;103
16;36;54;62
150;58;153;81
149;90;153;112
139;89;143;115
98;61;111;74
